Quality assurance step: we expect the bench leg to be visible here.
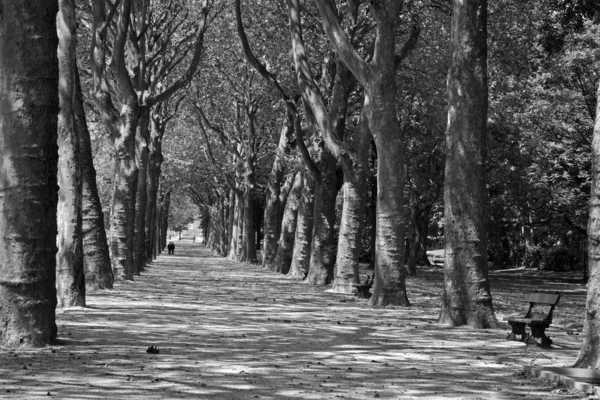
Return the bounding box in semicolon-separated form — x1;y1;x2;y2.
530;324;552;348
507;322;528;341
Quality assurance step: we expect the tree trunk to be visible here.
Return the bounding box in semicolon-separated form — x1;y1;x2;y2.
244;191;256;262
160;191;170;252
573;80;600;368
365;7;410;307
438;0;497;328
408;207;431;276
332;105;370;293
56;0;85;308
220;195;229;255
227;189;235;254
145;131;159;263
262;118;293;269
306;151;338;285
289;171;315;279
228;190;243;260
275;171;303;273
0;0;59;346
369;151;377;270
133;108;150;275
108;104;139;281
75;64;113;290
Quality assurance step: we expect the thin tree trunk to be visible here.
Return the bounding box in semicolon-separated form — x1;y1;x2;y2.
439;0;496;328
0;0;59;346
145;131;159;263
275;171;303;273
573;80;600;368
244;191;256;262
133;108;150;275
369;150;377;270
227;189;235;254
56;0;85;308
75;64;113;290
228;190;243;260
160;191;170;252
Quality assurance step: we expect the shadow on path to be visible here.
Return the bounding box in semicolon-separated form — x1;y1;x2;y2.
0;243;583;399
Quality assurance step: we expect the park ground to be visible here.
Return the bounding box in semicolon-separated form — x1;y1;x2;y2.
0;243;592;399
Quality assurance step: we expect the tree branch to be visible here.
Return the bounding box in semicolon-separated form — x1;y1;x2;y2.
147;0;209;106
312;0;368;85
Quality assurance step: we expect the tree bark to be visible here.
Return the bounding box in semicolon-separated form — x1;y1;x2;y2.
332;106;370;293
160;191;170;252
262;118;293;269
306;152;338;285
144;117;161;263
228;190;243;260
0;0;59;346
574;80;600;368
438;0;497;328
275;171;303;273
311;0;418;305
133;108;150;275
56;0;85;308
75;66;113;290
289;172;315;279
108;108;139;281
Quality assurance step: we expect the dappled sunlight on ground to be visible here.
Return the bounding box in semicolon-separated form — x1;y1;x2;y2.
0;243;587;399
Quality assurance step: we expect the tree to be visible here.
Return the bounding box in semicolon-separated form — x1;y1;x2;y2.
56;0;86;307
89;0;209;280
573;22;600;369
438;0;497;328
312;0;418;304
0;0;59;346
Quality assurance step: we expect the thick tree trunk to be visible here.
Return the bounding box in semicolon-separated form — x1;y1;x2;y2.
306;151;338;285
75;65;113;290
56;0;85;308
573;81;600;368
365;9;410;307
0;0;59;346
439;0;496;328
289;172;315;278
133;108;150;275
108;104;139;281
332;106;370;293
275;171;303;273
262;118;293;269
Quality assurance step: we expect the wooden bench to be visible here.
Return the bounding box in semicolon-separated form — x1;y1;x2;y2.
353;275;373;299
505;291;560;348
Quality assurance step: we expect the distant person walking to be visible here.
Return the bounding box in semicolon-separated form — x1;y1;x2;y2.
167;242;175;255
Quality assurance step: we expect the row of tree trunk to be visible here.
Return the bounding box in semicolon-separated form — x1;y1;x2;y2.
0;0;179;347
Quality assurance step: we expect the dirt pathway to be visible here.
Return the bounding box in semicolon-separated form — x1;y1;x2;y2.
0;243;587;399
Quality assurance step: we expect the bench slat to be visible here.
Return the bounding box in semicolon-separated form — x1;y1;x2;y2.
526;292;560;305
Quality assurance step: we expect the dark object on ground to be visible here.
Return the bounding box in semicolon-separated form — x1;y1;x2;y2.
250;258;258;265
505;291;560;348
146;346;160;354
353;275;374;299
